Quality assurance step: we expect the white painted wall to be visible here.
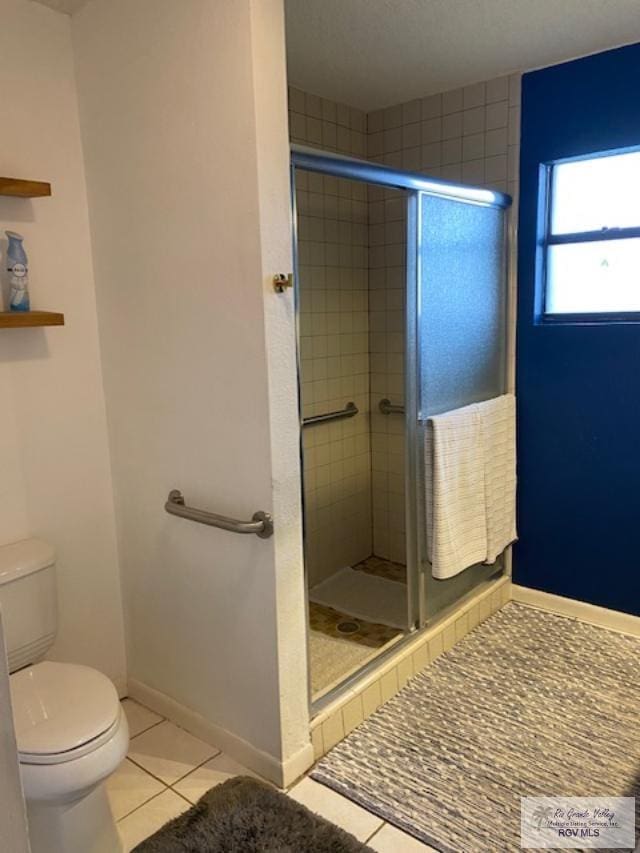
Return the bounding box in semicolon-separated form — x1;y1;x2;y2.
0;0;126;690
72;0;310;782
0;611;30;853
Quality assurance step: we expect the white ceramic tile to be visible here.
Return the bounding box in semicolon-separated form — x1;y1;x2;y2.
322;710;345;750
509;73;522;105
368;109;385;133
368;822;439;852
420;94;441;120
342;694;364;734
402;99;421;125
463;106;485;136
380;667;398;701
485;127;508;156
442;88;463;115
463;81;485;109
288;86;306;114
118;789;190;852
486;100;509;130
289;778;384;841
412;642;429;673
508;105;521;145
486;76;509;104
121;699;163;738
107;758;166;821
173;753;260;804
311;726;324;760
397;655;413;687
361;680;383;717
128;720;220;785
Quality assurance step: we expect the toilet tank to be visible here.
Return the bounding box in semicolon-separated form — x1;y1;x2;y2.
0;539;57;673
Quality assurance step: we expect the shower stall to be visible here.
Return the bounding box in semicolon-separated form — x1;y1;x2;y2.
291;144;512;706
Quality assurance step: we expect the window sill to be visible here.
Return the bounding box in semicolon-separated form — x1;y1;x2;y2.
537;311;640;326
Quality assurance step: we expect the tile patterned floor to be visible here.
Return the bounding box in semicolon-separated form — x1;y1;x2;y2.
308;555;408;698
309;601;402;648
353;555;407;585
112;699;437;851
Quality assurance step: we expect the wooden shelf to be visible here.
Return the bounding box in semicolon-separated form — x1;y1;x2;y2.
0;311;64;328
0;177;51;198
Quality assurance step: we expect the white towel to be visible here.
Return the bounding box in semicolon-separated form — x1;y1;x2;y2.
425;394;517;579
476;395;518;563
425;402;488;579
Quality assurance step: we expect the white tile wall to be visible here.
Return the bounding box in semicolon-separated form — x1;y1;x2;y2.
367;75;521;200
290;88;373;584
289;75;522;580
367;186;407;563
364;75;521;560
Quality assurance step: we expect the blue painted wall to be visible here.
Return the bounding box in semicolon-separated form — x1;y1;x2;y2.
515;43;640;614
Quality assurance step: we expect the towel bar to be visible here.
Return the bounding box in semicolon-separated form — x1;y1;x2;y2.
303;401;358;427
379;398;405;415
165;489;274;539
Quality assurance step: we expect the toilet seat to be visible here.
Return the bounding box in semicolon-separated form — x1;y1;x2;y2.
11;661;121;765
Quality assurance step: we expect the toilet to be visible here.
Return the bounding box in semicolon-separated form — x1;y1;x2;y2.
0;538;129;853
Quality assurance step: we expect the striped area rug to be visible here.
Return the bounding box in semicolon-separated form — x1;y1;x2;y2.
312;603;640;852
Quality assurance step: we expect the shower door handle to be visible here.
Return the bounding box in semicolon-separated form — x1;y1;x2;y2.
165;489;274;539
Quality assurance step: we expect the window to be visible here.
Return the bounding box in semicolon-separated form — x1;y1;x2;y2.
541;149;640;320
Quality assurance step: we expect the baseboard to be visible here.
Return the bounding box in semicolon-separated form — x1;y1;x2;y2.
127;678;313;788
113;674;128;700
280;739;316;789
512;585;640;638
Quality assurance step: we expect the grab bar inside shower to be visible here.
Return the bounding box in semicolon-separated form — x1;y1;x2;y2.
379;398;405;415
302;401;358;427
165;489;274;539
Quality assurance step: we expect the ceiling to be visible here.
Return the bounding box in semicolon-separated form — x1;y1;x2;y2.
31;0;88;14
285;0;640;111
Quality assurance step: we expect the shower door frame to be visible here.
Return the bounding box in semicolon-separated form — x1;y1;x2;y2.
291;145;512;708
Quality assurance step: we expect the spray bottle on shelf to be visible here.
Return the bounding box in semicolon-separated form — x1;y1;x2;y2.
6;231;30;312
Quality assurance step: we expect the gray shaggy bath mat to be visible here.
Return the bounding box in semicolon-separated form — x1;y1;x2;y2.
132;776;375;852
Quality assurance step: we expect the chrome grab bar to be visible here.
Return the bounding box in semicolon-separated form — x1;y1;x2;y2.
302;401;358;427
165;489;274;539
379;398;405;415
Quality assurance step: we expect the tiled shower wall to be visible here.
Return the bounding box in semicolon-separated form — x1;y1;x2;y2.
289;76;523;584
289;89;373;586
368;188;407;564
365;74;521;565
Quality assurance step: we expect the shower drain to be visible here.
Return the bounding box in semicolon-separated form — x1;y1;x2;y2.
336;620;360;635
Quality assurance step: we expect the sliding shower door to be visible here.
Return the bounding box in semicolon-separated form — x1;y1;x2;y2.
408;192;509;623
293;164;413;705
291;143;512;702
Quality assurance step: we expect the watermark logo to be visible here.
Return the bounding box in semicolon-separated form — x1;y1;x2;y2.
521;797;635;848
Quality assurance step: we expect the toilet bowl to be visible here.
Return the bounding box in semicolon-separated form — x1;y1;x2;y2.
11;660;129;853
0;539;129;853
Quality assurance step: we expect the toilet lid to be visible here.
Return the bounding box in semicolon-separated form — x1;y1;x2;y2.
11;661;120;758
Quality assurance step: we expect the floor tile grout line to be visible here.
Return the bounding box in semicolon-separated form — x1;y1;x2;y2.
168;788;190;808
122;698;166;736
128;717;165;740
126;746;222;790
125;754;173;787
169;747;223;788
116;787;168;824
116;785;191;826
363;819;387;844
114;783;170;824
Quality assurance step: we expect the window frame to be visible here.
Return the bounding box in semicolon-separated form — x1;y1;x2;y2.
538;148;640;325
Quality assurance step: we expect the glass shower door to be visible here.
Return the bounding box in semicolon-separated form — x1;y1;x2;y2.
408;191;509;624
